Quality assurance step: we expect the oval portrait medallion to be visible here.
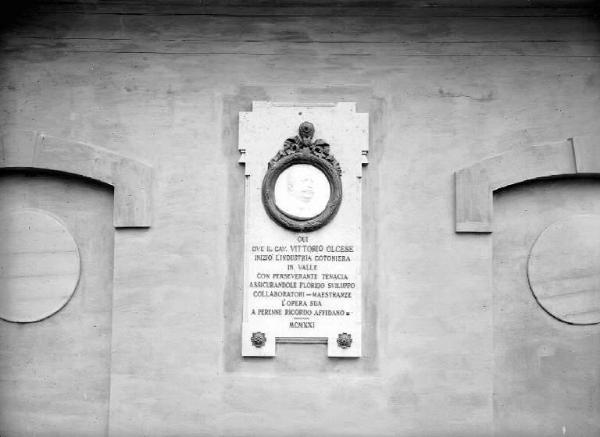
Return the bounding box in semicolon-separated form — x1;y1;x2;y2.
262;122;342;232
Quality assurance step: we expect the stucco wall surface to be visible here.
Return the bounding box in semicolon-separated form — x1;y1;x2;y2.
0;2;599;436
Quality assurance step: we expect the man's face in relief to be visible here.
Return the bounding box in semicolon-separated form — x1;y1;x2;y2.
274;164;330;219
287;167;315;203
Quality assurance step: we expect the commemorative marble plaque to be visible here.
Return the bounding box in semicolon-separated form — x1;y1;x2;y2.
239;102;368;357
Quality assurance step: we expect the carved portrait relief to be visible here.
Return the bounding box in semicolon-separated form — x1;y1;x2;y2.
273;164;330;219
262;122;342;232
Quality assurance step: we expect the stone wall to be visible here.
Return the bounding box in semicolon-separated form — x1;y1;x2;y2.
0;2;599;435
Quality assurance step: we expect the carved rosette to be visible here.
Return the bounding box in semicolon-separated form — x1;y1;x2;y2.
251;331;267;348
262;122;343;232
337;332;353;349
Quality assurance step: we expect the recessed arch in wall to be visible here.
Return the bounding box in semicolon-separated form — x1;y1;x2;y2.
456;136;600;325
0;130;152;323
0;130;152;228
455;136;600;233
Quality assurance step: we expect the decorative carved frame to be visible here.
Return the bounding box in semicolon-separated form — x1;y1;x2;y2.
0;130;152;228
455;136;600;233
262;122;342;232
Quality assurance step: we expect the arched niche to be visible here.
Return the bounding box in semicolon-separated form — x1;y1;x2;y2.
0;130;152;227
455;136;600;233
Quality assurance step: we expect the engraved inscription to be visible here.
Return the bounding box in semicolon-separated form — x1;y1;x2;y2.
248;235;357;331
